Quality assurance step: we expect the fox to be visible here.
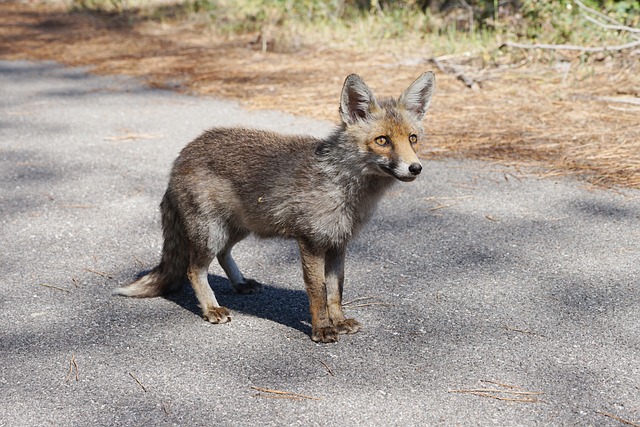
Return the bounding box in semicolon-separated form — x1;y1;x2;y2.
114;72;435;343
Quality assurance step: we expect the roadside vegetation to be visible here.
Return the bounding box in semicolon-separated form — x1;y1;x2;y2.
65;0;639;57
2;0;638;188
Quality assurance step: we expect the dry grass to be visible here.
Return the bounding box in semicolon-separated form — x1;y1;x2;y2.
1;2;639;188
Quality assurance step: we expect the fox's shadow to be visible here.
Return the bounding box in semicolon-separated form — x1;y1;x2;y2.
163;274;311;336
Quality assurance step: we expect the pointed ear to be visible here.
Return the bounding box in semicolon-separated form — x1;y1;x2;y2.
339;74;379;125
399;71;435;120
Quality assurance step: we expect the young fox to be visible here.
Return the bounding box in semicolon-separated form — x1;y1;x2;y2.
114;72;435;342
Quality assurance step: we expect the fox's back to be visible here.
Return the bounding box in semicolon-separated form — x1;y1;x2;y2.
170;128;332;240
176;127;315;184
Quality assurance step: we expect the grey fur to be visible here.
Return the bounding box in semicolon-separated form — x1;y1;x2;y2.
114;73;436;342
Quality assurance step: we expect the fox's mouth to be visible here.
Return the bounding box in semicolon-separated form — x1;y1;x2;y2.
378;164;418;182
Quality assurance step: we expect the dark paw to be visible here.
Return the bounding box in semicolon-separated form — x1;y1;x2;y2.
311;326;339;343
203;306;231;324
335;318;361;335
234;279;263;295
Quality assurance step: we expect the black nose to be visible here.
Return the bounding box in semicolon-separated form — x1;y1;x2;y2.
409;163;422;175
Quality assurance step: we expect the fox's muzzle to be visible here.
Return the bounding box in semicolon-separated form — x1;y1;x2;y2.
381;160;423;182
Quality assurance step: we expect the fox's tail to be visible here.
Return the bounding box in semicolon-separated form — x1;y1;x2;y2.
113;190;189;298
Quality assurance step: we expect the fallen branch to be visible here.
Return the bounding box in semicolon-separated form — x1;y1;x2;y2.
595;96;640;106
574;0;621;25
582;14;640;38
501;39;640;53
430;57;479;90
574;0;640;39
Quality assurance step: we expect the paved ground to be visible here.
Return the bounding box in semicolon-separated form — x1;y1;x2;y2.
1;60;639;426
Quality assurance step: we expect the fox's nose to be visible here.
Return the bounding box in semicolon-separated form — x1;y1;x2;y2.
409;163;422;175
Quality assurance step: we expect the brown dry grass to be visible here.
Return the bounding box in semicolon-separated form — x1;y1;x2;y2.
2;2;639;189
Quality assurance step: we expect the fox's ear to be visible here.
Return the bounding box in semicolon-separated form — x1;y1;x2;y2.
339;74;379;125
399;71;435;120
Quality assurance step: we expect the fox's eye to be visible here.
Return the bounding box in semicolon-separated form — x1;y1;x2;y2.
375;136;391;147
409;134;418;144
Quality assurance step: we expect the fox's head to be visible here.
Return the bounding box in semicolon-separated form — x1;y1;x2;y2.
339;72;435;182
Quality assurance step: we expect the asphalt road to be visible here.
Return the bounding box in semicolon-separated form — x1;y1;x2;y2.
1;60;639;426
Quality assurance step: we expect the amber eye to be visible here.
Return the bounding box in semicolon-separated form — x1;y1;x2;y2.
375;136;391;147
409;134;418;144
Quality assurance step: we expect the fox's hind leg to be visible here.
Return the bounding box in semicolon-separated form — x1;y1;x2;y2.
217;232;262;295
186;219;235;324
325;247;361;335
188;252;231;324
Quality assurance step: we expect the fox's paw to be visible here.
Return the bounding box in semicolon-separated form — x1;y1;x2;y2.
203;306;231;324
335;318;361;335
311;326;340;343
233;279;262;295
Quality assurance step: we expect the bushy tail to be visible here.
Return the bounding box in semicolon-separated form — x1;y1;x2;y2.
113;190;189;298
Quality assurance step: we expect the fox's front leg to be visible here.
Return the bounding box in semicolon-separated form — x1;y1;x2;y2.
325;246;361;335
298;240;338;343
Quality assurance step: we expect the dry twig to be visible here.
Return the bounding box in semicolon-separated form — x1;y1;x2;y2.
596;411;640;427
501;39;640;53
319;360;335;376
450;388;543;396
449;387;543;403
453;391;540;402
594;96;640;106
251;386;320;400
84;268;114;279
574;0;640;38
582;14;640;37
65;354;79;383
428;203;453;212
38;283;72;293
104;131;160;141
450;381;543;403
129;372;148;392
161;402;171;416
342;296;380;306
347;302;393;308
504;325;546;337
